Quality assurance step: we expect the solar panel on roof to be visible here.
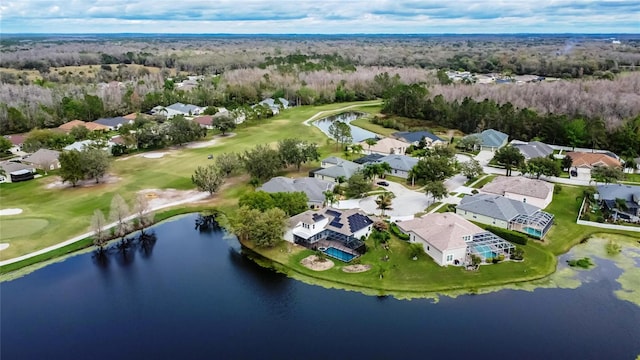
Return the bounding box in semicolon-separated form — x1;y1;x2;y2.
326;209;342;217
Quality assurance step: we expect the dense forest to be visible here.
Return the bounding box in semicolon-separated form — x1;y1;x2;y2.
1;34;639;153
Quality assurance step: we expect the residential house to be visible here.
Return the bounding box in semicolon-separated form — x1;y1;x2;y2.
152;103;204;118
353;153;385;165
93;117;132;131
258;176;335;208
397;213;472;266
257;97;289;114
511;140;554;160
373;154;419;179
456;193;554;239
596;184;640;223
566;152;622;180
284;207;374;259
397;213;515;266
0;161;36;183
480;176;555;209
122;113;138;120
193;116;214;129
5;133;30;154
64;139;116;152
463;129;509;151
59;120;110;133
320;156;344;168
358;137;410;155
313;158;362;183
392;131;446;148
22;149;61;171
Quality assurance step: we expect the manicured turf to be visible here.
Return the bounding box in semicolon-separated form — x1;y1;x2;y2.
0;218;49;239
0;101;382;261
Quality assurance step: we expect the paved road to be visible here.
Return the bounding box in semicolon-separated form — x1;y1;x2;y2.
336;180;431;221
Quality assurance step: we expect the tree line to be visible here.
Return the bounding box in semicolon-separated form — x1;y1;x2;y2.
382;85;640;160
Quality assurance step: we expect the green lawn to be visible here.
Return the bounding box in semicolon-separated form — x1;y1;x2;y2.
471;174;497;188
247;233;555;296
350;117;397;137
0;101;381;261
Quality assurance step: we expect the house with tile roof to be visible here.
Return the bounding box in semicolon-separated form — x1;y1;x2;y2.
358;137;410;155
463;129;508;151
284;207;374;260
480;176;555;209
566;151;622;181
373;154;419;179
511;140;554;160
59;120;111;133
397;213;515;266
456;193;554;239
4;134;27;153
392;131;446;148
259;177;335;208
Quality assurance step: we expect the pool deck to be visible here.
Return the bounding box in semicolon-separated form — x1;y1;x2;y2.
316;239;360;258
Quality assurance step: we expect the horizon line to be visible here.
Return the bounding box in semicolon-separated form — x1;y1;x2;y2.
3;32;639;36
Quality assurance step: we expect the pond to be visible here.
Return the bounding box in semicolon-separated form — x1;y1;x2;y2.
1;214;639;359
313;111;379;143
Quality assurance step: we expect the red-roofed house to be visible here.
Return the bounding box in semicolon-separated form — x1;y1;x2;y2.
193;116;214;129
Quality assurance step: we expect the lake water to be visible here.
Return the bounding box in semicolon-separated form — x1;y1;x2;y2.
2;214;639;359
313;111;379;143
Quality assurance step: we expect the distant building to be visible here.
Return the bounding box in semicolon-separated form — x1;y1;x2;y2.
358;137;410;155
566;152;622;181
511;140;554;160
392;131;446;148
462;129;508;151
259;177;335;209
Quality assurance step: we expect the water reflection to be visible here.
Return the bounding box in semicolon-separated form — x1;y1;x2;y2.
91;231;158;268
313;111;379;142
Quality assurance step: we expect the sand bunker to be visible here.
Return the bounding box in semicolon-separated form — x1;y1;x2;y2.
186;133;236;149
300;255;335;271
142;152;167;159
0;243;9;251
45;175;121;189
342;264;372;273
137;188;208;208
0;208;23;216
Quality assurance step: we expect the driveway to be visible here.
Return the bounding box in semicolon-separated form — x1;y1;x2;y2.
336;180;430;219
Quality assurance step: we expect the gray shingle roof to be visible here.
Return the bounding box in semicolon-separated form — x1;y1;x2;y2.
314;161;362;179
0;161;35;174
22;149;60;167
457;193;540;221
597;184;640;203
167;102;201;114
93;117;130;128
392;131;444;143
481;176;554;199
258;177;335;204
513;141;554;159
374;154;419;172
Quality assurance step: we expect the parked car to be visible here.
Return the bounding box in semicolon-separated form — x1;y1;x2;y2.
377;181;389;186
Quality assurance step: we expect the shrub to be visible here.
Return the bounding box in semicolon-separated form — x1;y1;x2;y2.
389;223;410;240
554;184;562;194
567;257;593;269
511;247;524;260
471;189;479;194
605;240;622;255
484;225;528;245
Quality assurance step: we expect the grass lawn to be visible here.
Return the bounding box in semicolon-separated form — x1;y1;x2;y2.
350;117;397;137
246;233;555;296
0;100;382;261
543;185;640;255
471;174;497;188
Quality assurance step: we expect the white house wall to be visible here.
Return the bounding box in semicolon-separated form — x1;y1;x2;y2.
353;225;372;241
456;209;509;229
502;191;551;209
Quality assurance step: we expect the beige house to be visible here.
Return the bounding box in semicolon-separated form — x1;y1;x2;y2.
396;213;475;266
22;149;61;171
359;137;410;155
480;176;554;209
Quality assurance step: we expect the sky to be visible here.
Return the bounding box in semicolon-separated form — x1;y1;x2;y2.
1;0;639;34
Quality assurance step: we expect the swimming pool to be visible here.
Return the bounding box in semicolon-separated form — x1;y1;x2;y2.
473;244;497;259
323;247;356;262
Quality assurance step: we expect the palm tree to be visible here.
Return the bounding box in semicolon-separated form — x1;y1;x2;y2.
323;190;337;208
376;162;392;179
365;138;377;152
375;191;395;216
350;144;364;158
